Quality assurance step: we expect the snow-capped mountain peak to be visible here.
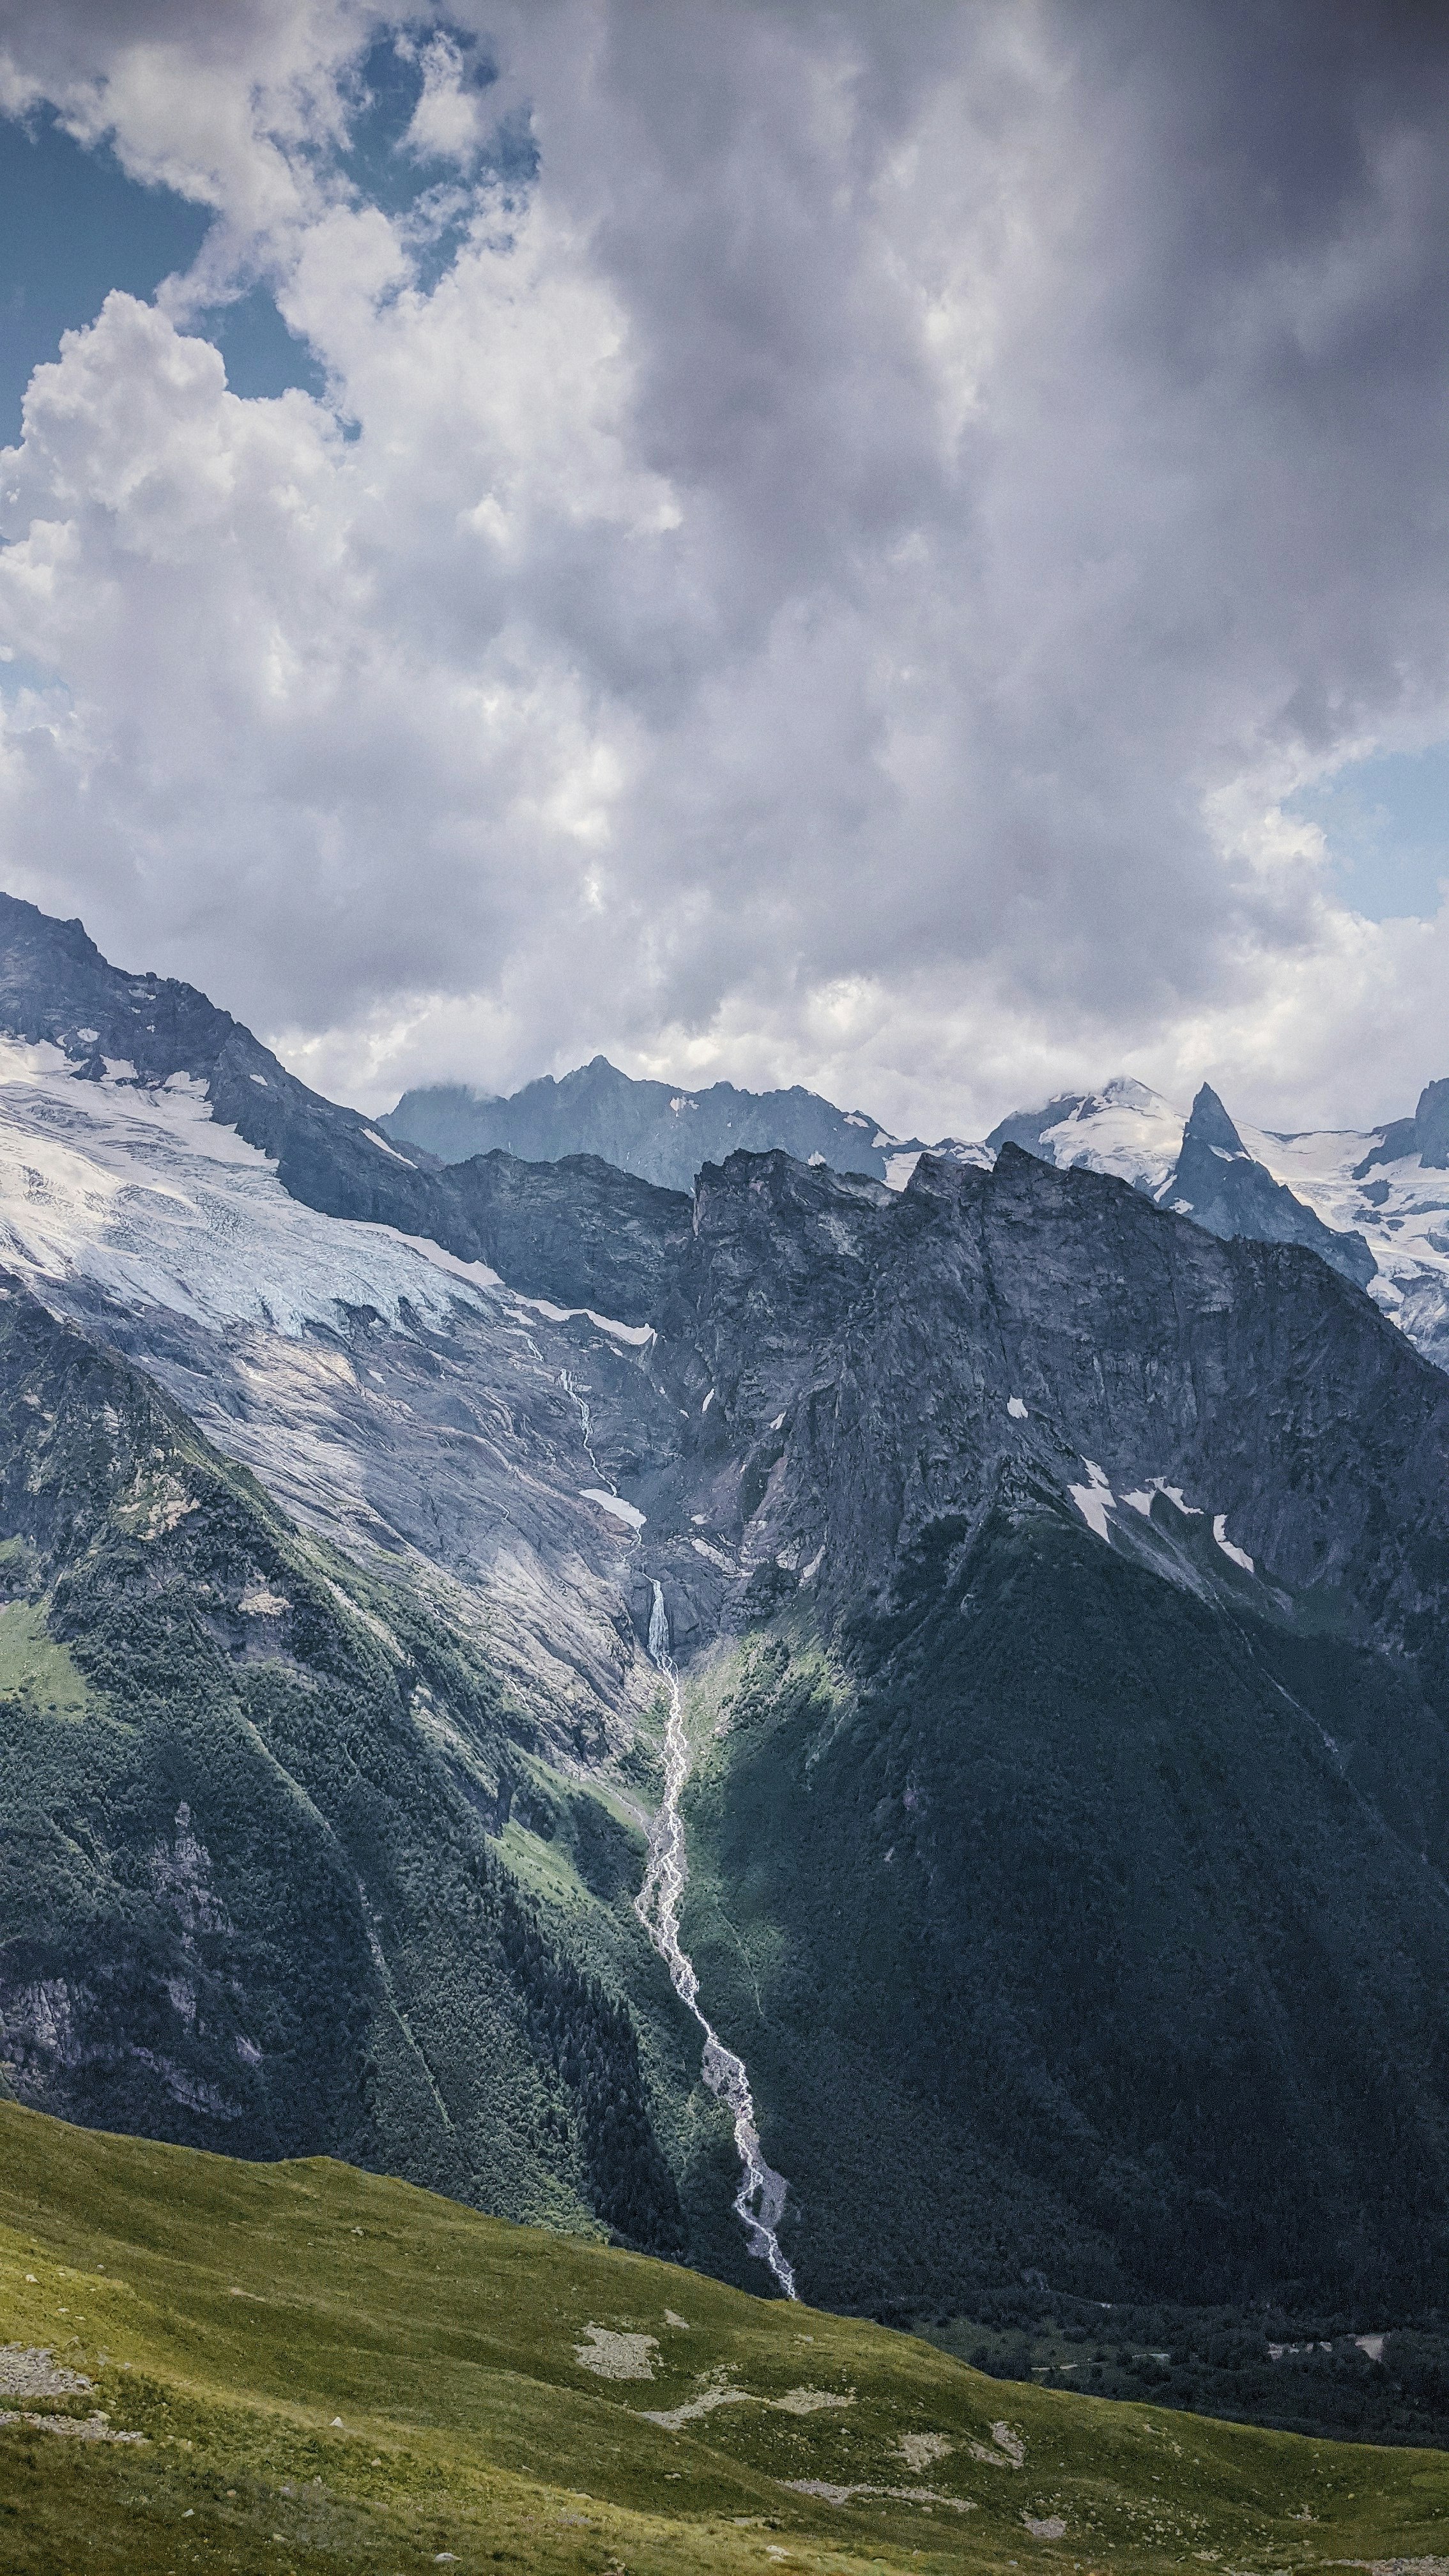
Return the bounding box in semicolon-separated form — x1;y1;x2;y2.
984;1077;1186;1195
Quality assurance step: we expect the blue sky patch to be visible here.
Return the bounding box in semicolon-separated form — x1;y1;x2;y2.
0;111;210;441
1287;745;1449;922
190;284;328;406
0;110;326;434
335;28;536;295
0;30;536;443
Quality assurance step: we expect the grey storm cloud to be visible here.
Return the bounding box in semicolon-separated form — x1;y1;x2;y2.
0;0;1447;1133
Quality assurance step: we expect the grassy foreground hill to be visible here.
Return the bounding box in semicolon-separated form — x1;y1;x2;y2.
1;2104;1447;2573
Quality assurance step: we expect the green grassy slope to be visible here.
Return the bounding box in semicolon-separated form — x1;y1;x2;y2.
2;2102;1446;2575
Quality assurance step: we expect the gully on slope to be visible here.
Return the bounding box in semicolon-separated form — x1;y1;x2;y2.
633;1582;796;2296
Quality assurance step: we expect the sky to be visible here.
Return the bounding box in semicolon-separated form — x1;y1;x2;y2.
0;1;1448;1140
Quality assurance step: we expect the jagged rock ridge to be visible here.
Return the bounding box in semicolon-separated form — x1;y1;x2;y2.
1158;1083;1376;1287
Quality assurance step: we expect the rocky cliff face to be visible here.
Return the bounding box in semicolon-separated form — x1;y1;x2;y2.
631;1144;1449;2305
687;1142;1438;1641
1360;1075;1449;1172
390;1039;1449;1370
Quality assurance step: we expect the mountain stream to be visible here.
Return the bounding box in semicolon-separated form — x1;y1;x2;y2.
634;1581;797;2296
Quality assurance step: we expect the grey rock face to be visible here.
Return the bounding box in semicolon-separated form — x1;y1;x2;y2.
0;889;1399;1346
599;1142;1449;2306
1358;1073;1449;1174
970;1070;1449;1369
637;1143;1445;1659
0;881;1431;1695
986;1077;1377;1289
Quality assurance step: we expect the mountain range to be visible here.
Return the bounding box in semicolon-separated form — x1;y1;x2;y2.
388;1061;1449;1367
5;889;1449;2351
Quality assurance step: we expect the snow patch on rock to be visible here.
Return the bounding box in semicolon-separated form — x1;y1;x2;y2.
581;1488;645;1531
1212;1512;1254;1573
1068;1460;1114;1542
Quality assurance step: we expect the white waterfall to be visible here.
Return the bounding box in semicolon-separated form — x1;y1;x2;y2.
633;1580;797;2297
560;1368;607;1485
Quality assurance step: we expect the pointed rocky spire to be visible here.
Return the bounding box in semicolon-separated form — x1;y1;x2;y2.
1183;1082;1246;1157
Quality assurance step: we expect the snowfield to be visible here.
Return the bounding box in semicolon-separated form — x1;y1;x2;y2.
0;1041;675;1754
1027;1079;1187;1197
0;1039;501;1338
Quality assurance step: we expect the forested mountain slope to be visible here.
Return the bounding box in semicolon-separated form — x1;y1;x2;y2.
0;1278;683;2254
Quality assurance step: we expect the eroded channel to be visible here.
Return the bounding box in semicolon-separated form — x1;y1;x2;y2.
633;1581;797;2296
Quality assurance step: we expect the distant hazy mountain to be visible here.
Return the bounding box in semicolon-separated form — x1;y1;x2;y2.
382;1055;947;1191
